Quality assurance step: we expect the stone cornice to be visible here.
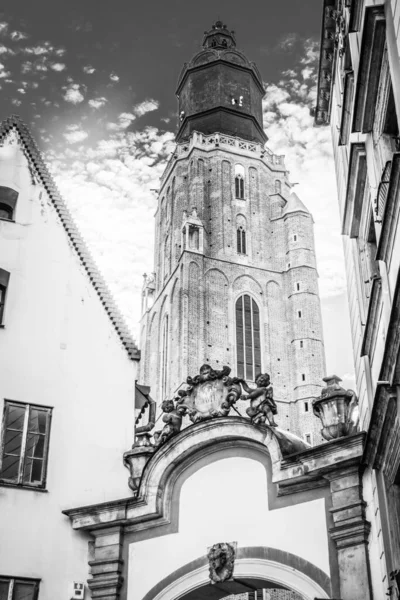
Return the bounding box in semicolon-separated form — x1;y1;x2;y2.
314;0;337;127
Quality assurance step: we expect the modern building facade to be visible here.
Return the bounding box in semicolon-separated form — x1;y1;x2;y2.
315;0;400;597
0;116;139;599
139;21;326;443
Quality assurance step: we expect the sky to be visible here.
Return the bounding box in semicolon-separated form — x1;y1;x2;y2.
0;0;355;388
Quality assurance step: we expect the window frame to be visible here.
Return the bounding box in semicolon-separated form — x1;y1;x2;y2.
237;226;246;254
235;294;262;381
235;174;245;199
0;400;52;490
0;269;10;326
0;187;18;222
0;576;40;600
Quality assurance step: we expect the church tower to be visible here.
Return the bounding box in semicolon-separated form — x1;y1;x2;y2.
139;21;326;442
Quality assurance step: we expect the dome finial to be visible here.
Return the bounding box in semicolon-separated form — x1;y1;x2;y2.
202;20;236;49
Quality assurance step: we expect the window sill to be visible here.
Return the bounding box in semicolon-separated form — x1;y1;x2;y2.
0;481;48;492
0;324;4;328
0;218;15;223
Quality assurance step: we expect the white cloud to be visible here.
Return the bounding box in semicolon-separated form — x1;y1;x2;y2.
0;22;8;34
50;62;66;71
0;44;14;55
63;125;89;144
63;83;85;104
10;30;28;41
133;99;159;117
106;112;136;131
83;65;95;74
17;88;26;94
49;124;174;336
88;97;107;109
109;73;119;82
11;98;21;106
0;63;10;78
24;44;53;55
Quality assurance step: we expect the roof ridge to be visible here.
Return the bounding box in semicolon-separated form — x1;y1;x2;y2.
0;115;140;361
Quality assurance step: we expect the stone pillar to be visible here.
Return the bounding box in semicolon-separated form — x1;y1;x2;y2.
88;526;124;599
327;466;372;600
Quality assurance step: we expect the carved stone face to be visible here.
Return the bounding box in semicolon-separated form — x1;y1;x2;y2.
255;373;270;387
199;364;213;376
161;400;174;413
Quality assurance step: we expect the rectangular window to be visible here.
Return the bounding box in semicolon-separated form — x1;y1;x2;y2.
302;374;306;381
0;269;10;326
0;401;52;489
305;433;312;445
300;340;303;348
293;235;297;241
296;283;300;291
304;401;309;412
298;310;302;318
0;577;39;599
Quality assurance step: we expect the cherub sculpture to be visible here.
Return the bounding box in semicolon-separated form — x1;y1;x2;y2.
240;373;278;427
153;397;188;447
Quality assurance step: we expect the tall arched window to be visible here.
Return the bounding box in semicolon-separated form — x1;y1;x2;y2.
235;165;245;199
235;294;261;380
275;180;282;195
237;226;246;254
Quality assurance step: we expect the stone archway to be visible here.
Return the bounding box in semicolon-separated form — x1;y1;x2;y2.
142;547;331;600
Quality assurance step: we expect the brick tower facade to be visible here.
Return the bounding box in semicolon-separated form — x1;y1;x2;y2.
139;21;326;442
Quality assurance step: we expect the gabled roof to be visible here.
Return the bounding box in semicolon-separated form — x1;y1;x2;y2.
0;115;140;361
283;192;310;216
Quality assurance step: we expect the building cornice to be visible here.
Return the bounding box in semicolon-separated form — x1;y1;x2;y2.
314;0;338;127
0;115;140;361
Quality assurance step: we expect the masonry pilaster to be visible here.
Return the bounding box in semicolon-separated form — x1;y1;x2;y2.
326;466;372;600
88;526;124;600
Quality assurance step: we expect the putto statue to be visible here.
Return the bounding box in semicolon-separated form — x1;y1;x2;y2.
239;373;278;427
153;396;188;448
207;542;236;584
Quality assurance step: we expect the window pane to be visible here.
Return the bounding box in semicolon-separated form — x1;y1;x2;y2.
0;581;10;600
242;230;246;254
1;452;21;480
244;295;253;380
240;178;244;198
0;205;12;220
235;297;244;379
5;404;26;431
237;229;241;253
14;582;37;600
4;429;23;456
28;409;47;434
235;177;239;197
252;299;261;376
23;456;44;484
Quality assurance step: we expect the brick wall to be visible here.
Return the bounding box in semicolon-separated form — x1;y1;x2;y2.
139;135;326;442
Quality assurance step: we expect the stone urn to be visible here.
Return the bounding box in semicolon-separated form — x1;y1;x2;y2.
312;375;359;441
123;433;155;492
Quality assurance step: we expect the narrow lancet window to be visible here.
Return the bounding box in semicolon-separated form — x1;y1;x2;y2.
235;294;261;380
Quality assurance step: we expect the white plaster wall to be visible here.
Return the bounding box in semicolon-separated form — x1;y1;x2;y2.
0;141;137;597
128;456;330;600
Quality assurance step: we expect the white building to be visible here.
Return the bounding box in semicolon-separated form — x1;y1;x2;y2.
315;0;400;597
0;116;139;599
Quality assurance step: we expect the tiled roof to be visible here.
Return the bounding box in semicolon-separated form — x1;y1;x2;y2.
0;115;140;361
